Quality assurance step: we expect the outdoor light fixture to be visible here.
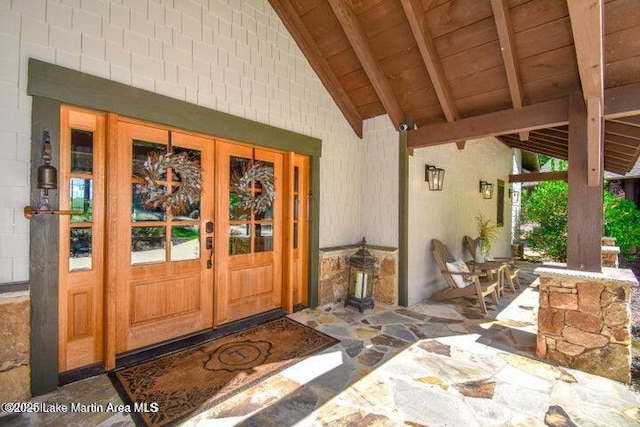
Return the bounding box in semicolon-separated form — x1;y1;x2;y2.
479;180;494;199
345;237;375;313
425;164;445;191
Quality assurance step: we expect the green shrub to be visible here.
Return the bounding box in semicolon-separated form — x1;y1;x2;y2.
523;180;640;261
522;180;568;261
604;191;640;260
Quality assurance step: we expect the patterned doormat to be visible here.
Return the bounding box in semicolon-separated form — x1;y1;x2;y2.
111;317;339;426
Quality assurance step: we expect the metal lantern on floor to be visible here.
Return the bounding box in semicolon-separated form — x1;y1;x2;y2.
345;237;375;313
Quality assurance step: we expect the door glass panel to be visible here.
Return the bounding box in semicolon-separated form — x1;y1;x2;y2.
71;129;93;173
171;186;200;220
69;227;92;271
293;195;299;220
255;224;273;253
293;223;298;249
254;204;273;220
131;226;166;264
229;156;251;220
171;148;201;182
132;140;166;177
171;225;200;261
293;166;299;192
132;184;166;221
70;178;93;222
253;161;274;191
229;224;251;255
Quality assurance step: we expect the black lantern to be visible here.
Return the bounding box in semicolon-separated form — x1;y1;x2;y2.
425;164;445;191
345;238;375;313
479;180;493;199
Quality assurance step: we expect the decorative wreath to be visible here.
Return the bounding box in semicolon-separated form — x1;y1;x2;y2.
137;151;201;215
231;161;275;214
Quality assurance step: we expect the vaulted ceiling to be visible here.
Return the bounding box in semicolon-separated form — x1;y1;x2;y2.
269;0;640;174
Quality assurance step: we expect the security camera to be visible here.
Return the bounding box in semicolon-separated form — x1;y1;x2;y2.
399;123;410;131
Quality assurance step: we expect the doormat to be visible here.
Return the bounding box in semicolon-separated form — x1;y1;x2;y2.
110;317;339;426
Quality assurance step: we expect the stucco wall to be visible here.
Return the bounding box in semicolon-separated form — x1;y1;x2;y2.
0;0;364;283
407;138;515;306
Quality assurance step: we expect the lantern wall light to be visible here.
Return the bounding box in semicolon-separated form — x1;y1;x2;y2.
425;164;445;191
479;180;494;199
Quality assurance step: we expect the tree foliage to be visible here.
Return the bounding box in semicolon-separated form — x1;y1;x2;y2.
522;180;640;261
522;180;568;261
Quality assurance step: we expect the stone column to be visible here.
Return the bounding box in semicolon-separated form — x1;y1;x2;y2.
0;291;31;403
536;266;638;383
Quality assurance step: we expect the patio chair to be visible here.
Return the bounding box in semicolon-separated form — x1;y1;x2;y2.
432;239;499;314
463;235;521;290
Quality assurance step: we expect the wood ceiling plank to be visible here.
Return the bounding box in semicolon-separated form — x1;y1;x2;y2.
440;41;504;81
449;66;510;100
408;97;570;148
610;115;640;127
268;0;363;136
604;25;640;64
510;0;569;33
522;69;581;104
491;0;527;141
605;121;640;140
520;46;578;85
434;16;498;59
401;0;458;122
604;81;640;118
604;55;640;88
514;16;574;60
456;87;512;118
604;0;640;35
427;0;494;39
328;0;405;128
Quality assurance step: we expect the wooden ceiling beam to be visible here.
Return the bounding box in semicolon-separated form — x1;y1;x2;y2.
401;0;458;123
509;171;568;183
327;0;405;130
568;0;604;186
491;0;528;142
268;0;364;137
408;97;570;148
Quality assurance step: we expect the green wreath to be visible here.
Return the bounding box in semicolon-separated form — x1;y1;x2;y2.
137;151;201;215
231;162;275;214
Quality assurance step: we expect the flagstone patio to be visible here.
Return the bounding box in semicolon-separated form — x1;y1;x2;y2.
3;266;639;426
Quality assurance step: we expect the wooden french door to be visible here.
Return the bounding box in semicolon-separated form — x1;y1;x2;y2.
114;122;215;353
215;141;284;324
59;108;306;370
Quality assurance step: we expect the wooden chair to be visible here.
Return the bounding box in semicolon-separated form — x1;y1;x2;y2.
463;235;521;290
432;239;499;314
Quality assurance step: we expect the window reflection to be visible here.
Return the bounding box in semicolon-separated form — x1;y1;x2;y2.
70;178;93;222
132;140;166;177
132;184;166;221
171;225;200;261
71;129;93;173
229;224;251;255
69;227;92;271
131;226;166;264
255;224;273;253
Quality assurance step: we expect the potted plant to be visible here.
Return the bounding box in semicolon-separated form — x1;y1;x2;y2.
475;211;497;262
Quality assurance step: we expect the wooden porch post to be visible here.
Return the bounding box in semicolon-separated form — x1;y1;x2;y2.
567;92;603;271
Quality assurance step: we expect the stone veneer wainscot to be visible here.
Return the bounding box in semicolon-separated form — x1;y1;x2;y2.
535;265;638;383
319;244;398;306
0;291;31;403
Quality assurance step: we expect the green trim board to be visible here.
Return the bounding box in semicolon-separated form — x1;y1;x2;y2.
398;131;409;307
27;59;322;394
29;97;61;396
27;59;322;158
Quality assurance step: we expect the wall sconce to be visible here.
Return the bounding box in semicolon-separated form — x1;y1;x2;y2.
479;180;494;199
24;129;76;219
425;164;445;191
509;189;520;203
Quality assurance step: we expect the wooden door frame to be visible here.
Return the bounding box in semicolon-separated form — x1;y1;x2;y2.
27;59;322;395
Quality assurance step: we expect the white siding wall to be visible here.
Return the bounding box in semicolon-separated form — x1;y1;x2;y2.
407;138;515;306
0;0;363;283
361;115;399;247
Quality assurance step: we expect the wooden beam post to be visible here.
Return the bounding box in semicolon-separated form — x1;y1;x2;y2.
567;92;602;272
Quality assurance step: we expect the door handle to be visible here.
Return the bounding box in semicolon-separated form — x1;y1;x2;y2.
206;237;214;269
